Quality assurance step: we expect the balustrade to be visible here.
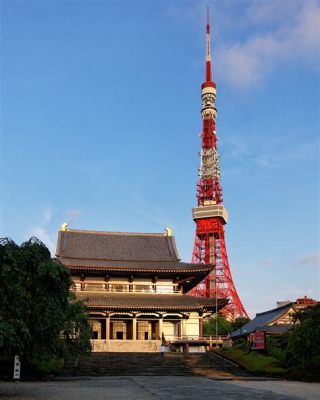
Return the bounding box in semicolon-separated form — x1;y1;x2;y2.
71;282;181;294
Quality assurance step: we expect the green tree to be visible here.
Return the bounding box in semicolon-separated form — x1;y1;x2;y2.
0;238;30;356
287;305;320;371
203;315;233;336
0;237;91;365
232;317;250;331
62;293;92;355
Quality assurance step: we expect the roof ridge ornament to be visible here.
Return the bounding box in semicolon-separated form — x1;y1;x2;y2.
60;223;69;231
165;227;173;236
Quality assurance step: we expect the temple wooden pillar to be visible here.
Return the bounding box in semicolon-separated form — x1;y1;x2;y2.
182;318;187;337
105;314;110;340
132;314;137;340
199;313;203;338
159;315;163;340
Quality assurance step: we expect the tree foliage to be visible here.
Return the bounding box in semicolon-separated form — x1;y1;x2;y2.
287;305;320;370
204;315;251;336
232;317;250;331
203;315;234;336
0;237;91;364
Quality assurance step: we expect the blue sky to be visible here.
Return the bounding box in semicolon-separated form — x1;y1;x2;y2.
1;0;319;317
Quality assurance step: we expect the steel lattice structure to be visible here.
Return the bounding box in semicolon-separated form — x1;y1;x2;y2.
188;11;248;320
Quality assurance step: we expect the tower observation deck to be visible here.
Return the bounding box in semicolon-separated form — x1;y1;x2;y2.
189;10;248;320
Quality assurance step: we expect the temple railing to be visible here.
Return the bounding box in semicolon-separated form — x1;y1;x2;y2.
90;335;229;343
71;283;181;294
165;335;229;342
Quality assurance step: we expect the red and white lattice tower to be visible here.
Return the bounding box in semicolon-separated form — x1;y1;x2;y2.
189;11;248;320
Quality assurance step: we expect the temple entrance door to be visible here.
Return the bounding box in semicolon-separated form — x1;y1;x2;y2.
127;320;133;340
90;319;103;339
116;331;123;340
137;321;151;340
111;321;127;339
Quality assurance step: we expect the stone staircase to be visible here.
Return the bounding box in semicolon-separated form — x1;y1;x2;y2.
60;352;252;378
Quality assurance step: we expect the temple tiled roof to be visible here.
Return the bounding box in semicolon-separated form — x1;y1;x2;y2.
56;228;215;293
231;303;294;338
75;291;228;312
262;325;294;334
58;258;213;274
56;229;213;279
56;229;180;262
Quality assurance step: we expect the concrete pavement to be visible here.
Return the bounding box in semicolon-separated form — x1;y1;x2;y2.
0;376;319;400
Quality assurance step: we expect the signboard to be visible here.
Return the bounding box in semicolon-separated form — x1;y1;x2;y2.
13;355;21;381
251;331;266;350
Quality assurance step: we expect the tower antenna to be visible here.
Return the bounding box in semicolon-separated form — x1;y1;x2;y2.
205;6;212;82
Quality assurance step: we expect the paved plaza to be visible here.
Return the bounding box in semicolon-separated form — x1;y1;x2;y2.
1;377;319;400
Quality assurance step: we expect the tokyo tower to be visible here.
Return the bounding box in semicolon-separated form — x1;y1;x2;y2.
189;10;248;320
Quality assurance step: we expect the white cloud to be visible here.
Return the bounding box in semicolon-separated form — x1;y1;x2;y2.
30;207;83;254
30;227;55;256
30;206;56;255
42;206;53;223
164;0;319;89
216;1;320;88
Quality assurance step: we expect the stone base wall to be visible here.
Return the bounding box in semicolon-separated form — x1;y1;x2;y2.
91;339;162;352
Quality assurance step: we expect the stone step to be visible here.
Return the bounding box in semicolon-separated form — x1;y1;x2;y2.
60;352;252;378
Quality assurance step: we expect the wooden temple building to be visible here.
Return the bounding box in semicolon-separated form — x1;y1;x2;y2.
231;296;319;341
56;226;227;352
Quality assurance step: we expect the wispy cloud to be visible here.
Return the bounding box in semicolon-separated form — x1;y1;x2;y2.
262;258;275;268
244;0;303;28
223;136;318;174
121;195;174;230
30;226;55;255
42;206;53;223
65;209;82;225
30;207;84;255
164;1;319;89
30;206;55;255
216;1;319;89
253;139;319;171
296;252;320;268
